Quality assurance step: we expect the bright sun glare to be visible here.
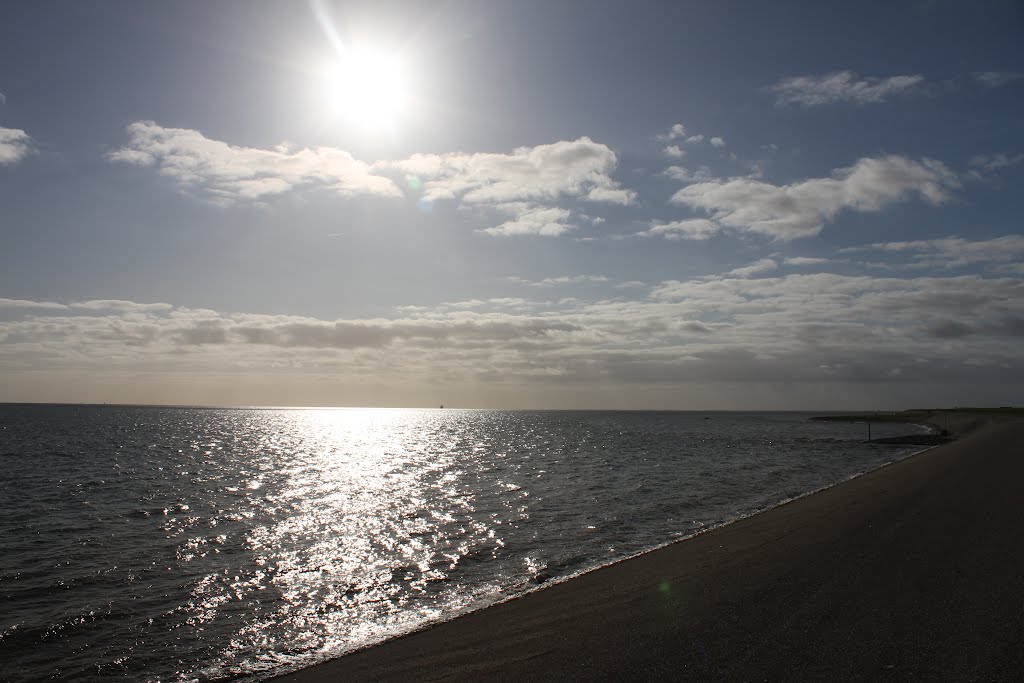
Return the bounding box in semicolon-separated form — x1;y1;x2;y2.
326;49;407;129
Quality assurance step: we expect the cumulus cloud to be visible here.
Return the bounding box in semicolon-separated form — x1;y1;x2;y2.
107;121;401;202
0;127;32;165
653;124;724;148
769;71;924;107
109;123;634;237
479;206;574;237
110;123;632;209
585;186;635;204
383;137;634;235
670;155;958;240
639;218;721;241
655;123;687;141
385;137;634;207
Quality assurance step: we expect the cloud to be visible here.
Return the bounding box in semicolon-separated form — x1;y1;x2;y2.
670;155;958;240
639;218;721;241
664;165;716;183
654;125;715;147
655;123;687;141
501;275;612;288
783;257;831;266
973;71;1023;88
531;275;610;287
0;127;32;165
107;121;402;203
3;272;1023;405
0;298;177;313
70;300;175;313
663;145;685;159
0;297;68;311
710;136;726;148
385;138;633;235
840;235;1024;271
110;123;634;238
769;71;925;107
386;137;634;207
479;206;574;237
724;258;778;278
968;152;1024;174
585;186;635;204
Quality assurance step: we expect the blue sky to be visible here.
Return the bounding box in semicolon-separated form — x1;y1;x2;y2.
1;0;1022;408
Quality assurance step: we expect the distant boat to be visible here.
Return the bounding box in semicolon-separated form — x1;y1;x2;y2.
439;404;444;409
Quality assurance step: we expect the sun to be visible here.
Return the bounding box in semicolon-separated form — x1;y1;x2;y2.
325;49;407;130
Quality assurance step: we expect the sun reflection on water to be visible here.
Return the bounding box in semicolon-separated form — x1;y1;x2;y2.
202;408;504;673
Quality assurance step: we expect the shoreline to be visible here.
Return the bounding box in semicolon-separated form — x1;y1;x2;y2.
272;414;1024;681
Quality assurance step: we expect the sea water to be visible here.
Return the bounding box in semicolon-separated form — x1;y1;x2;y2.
0;405;927;681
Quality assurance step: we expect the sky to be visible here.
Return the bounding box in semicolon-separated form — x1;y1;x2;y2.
1;0;1022;409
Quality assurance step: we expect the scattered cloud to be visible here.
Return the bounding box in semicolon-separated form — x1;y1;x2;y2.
973;71;1023;88
840;235;1024;272
107;121;401;202
770;70;1021;108
784;256;832;266
685;135;704;144
639;218;721;241
710;136;726;148
385;137;634;207
530;275;611;287
0;127;32;165
663;145;685;159
724;258;778;278
968;152;1024;174
479;206;574;237
670;155;958;240
664;165;717;184
109;123;635;238
655;123;687;142
439;137;637;233
769;70;925;107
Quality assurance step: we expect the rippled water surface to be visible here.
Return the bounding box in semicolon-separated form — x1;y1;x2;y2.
0;405;925;681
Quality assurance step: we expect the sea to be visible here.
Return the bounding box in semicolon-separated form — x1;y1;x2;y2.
0;405;930;682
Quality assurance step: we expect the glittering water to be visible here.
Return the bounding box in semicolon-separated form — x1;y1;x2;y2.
0;405;926;681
